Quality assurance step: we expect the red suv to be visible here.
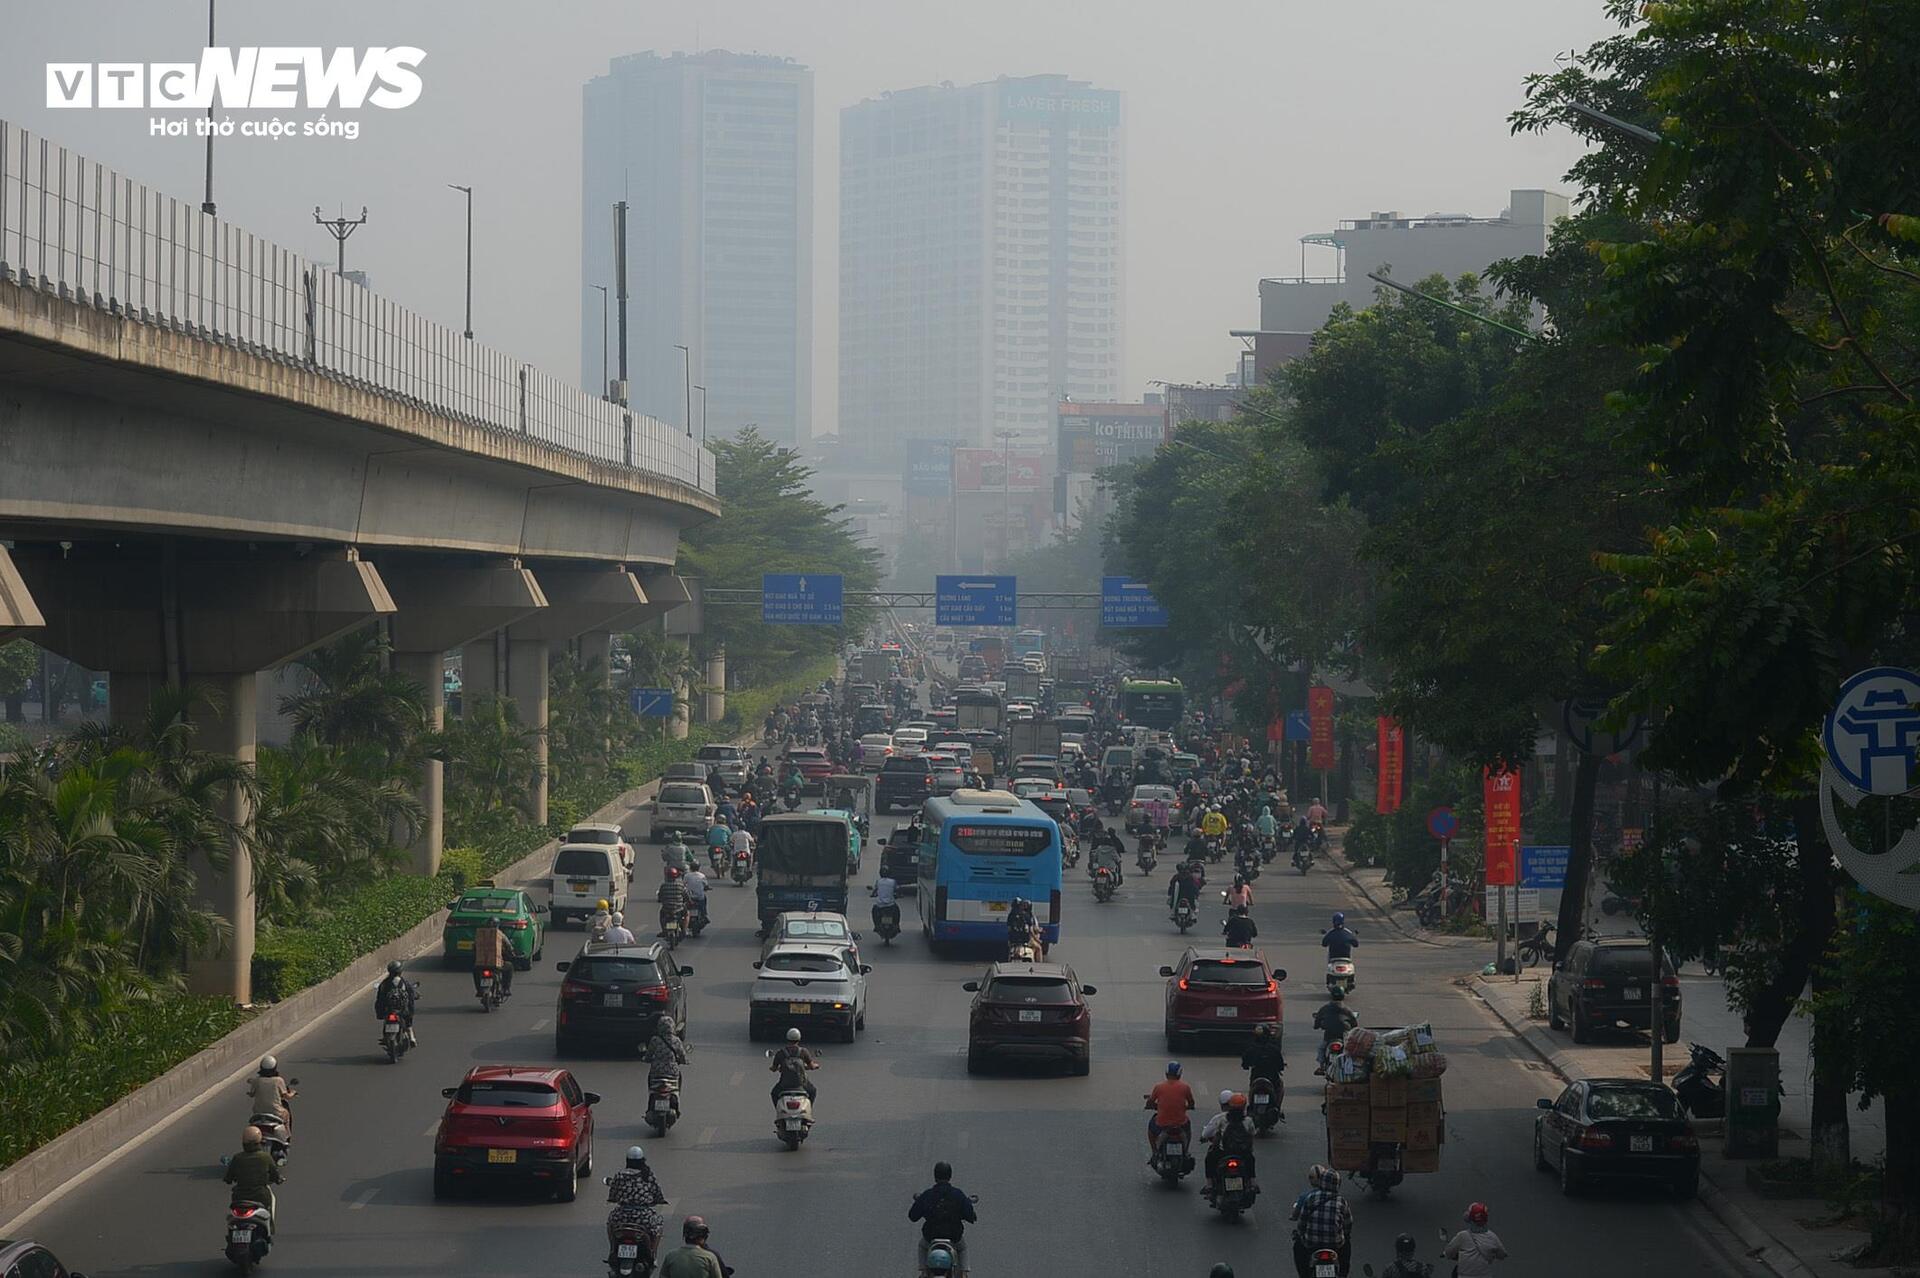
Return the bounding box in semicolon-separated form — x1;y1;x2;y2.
433;1066;599;1201
962;961;1097;1076
1159;948;1286;1050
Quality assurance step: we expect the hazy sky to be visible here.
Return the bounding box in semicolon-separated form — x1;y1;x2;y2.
5;0;1617;433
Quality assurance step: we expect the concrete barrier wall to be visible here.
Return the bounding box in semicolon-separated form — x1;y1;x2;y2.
0;775;673;1223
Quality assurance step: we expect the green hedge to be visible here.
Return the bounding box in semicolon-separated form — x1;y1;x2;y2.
0;996;251;1167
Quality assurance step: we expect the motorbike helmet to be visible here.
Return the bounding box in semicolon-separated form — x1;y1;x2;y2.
1210;1267;1235;1278
258;1054;277;1073
682;1215;711;1243
386;960;402;976
1218;1089;1235;1108
597;898;610;911
1466;1201;1490;1226
1227;1092;1248;1111
610;912;624;925
927;1244;956;1270
786;1028;802;1043
1331;911;1345;926
1165;1061;1183;1078
242;1125;263;1147
624;1145;647;1169
1395;1234;1418;1257
666;866;681;878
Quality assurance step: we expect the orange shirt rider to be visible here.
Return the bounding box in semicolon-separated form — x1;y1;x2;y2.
1145;1064;1197;1156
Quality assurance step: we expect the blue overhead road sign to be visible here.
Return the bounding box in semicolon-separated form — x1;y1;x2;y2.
761;573;844;625
1101;576;1168;628
935;575;1017;627
629;687;675;718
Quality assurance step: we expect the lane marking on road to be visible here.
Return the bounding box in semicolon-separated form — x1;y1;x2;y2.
697;1126;717;1147
531;1018;550;1030
728;1070;743;1087
348;1188;378;1210
424;1118;442;1137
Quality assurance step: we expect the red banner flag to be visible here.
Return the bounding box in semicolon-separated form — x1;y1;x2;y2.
1308;686;1336;771
1483;763;1522;885
1376;717;1405;814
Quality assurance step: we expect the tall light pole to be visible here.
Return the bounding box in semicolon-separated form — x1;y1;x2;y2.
674;344;692;438
591;285;610;398
200;0;217;215
693;384;707;488
447;184;473;338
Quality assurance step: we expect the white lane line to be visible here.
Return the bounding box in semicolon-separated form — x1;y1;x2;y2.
348;1188;378;1210
728;1070;743;1087
697;1125;718;1147
531;1018;551;1030
424;1118;442;1137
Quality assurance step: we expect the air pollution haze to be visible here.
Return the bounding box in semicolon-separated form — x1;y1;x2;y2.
0;0;1615;432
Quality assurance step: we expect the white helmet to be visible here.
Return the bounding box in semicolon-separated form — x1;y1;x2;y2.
786;1028;802;1043
1218;1089;1235;1107
258;1055;277;1072
610;912;624;925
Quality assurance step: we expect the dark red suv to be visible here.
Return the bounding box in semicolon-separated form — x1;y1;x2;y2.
1160;948;1285;1050
963;961;1097;1075
432;1066;598;1201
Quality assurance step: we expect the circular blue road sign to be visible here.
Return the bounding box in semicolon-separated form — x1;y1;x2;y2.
1427;806;1459;840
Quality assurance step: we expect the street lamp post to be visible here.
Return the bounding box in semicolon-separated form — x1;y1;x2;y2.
447;184;473;339
201;0;217;215
674;344;692;438
693;384;707;488
591;285;609;398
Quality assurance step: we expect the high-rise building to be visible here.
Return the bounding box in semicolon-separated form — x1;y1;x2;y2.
582;51;813;446
840;74;1125;462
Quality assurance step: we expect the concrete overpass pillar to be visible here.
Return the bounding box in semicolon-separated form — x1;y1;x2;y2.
0;546;45;643
578;630;613;681
704;647;726;724
507;637;551;823
379;557;546;874
12;542;394;1003
460;633;503;706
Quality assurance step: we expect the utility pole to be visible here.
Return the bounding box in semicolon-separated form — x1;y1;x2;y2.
693;384;707;488
613;202;630;400
591;285;610;398
312;206;369;275
201;0;217;215
447;184;473;338
675;344;692;438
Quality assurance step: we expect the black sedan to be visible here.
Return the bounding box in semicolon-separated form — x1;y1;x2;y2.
1534;1078;1700;1197
0;1238;89;1277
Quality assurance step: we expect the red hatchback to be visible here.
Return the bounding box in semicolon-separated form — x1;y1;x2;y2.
1160;948;1286;1051
433;1066;599;1201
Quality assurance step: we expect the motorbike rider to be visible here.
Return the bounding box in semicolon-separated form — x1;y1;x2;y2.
729;821;756;867
908;1161;977;1277
1077;806;1106;842
1226;874;1253;912
372;960;418;1047
1201;1093;1256;1192
658;867;690;936
871;871;901;931
659;1216;727;1278
246;1054;298;1134
684;865;711;930
1442;1203;1509;1276
1200;804;1229;843
1306;797;1329;828
1288;1164;1353;1278
769;1027;820;1103
1089;834;1126;888
1168;861;1204;912
1322;912;1360;961
644;1021;690;1112
704;818;733;862
1006;897;1044;958
471;917;514;998
1255;804;1279;848
223;1125;284;1223
1240;1023;1288;1097
1223;906;1259;949
1379;1234;1432;1278
605;1145;670;1267
589;898;614;943
1313;987;1358;1074
602;911;638;946
1292;814;1314;853
1144;1060;1197;1161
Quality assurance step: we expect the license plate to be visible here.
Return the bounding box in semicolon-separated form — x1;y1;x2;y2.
1254;1093;1271;1105
652;1097;672;1112
383;1023;400;1038
487;1148;517;1164
1631;1134;1654;1152
1019;1009;1042;1022
616;1244;640;1259
455;939;473;950
986;901;1010;914
230;1229;251;1243
1223;1177;1243;1190
1163;1142;1184;1156
783;1117;804;1129
569;880;593;891
1624;987;1643;999
603;993;624;1007
1215;1006;1239;1017
789;1002;811;1014
1316;1265;1339;1278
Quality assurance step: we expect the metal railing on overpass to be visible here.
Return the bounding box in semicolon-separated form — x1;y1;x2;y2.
0;120;714;495
702;589;1105;609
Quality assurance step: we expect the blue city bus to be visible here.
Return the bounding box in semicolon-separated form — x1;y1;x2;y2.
915;790;1063;947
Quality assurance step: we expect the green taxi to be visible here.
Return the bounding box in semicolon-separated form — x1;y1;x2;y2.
441;882;546;969
808;809;864;874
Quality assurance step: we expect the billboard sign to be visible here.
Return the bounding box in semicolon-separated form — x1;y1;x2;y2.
1058;403;1167;472
902;440;955;497
761;573;844;625
953;448;1047;493
999;87;1121;127
1483;764;1522;885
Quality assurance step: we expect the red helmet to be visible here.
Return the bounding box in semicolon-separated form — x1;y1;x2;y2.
1466;1202;1490;1225
666;866;682;878
1227;1092;1248;1111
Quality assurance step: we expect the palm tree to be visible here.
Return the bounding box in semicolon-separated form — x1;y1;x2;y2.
442;694;541;842
281;627;431;769
548;653;617;780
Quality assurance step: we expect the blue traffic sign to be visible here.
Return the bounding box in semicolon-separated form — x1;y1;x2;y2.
762;573;844;625
1822;665;1920;796
1101;576;1168;628
1519;844;1569;888
1427;806;1459;840
629;687;675;718
935;575;1017;627
1284;710;1311;742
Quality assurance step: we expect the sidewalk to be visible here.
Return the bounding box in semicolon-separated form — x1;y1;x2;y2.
1477;973;1881;1278
1322;828;1466;947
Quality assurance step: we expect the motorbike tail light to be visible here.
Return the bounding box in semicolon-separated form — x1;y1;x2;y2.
1224;1158;1242;1173
481;968;493;978
1577;1127;1614;1150
385;1012;399;1022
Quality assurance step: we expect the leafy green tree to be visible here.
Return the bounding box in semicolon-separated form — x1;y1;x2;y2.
678;429;881;680
547;652;616;782
0;640;36;722
280;628;431;772
442;694;542;843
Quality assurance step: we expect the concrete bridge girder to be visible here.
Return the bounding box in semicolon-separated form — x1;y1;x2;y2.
0;545;45;641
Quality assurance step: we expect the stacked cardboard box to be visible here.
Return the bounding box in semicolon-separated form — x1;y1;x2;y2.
1325;1081;1371;1170
1403;1076;1445;1170
1323;1032;1448;1174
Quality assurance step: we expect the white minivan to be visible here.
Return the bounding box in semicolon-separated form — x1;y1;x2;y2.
651;781;716;841
548;842;629;925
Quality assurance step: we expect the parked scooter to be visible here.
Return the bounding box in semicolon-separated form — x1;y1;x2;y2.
475;966;506;1013
1325;958;1357;997
223;1195;275;1273
644;1076;680;1136
1674;1042;1727;1119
